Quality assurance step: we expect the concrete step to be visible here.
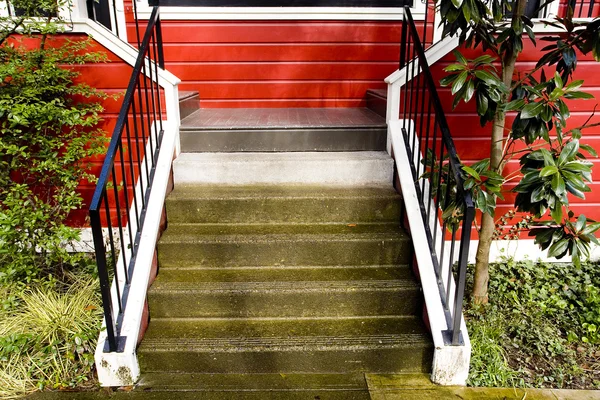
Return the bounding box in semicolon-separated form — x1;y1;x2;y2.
179;107;386;152
165;185;402;224
147;279;422;318
137;333;433;373
172;151;394;185
157;263;413;282
144;316;429;339
157;229;412;268
137;372;371;398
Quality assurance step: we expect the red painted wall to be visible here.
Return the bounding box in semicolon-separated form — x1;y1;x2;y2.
124;1;421;108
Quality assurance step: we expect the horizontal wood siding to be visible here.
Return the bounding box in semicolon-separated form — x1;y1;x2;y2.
124;3;409;107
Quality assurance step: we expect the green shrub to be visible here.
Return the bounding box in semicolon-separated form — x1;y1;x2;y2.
0;0;108;283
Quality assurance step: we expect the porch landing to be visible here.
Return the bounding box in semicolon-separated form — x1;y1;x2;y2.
179;107;387;152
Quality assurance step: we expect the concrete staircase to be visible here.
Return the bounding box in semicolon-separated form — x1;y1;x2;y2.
135;97;433;396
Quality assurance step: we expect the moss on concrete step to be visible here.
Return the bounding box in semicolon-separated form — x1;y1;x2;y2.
144;315;429;339
157;264;413;282
157;231;412;267
165;185;402;224
147;279;422;318
137;372;368;392
137;334;433;374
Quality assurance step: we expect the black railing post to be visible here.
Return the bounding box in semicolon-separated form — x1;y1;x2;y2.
155;11;165;69
399;15;408;69
90;211;118;352
451;204;475;345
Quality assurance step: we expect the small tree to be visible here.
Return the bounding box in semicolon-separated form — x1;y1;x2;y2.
438;0;600;302
0;0;108;283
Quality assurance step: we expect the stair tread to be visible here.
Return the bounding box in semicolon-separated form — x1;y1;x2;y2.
180;107;386;130
160;223;403;237
143;315;429;339
149;279;420;293
167;184;400;200
156;263;408;270
159;230;409;243
139;333;431;352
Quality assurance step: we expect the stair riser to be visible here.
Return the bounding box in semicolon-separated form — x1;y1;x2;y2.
158;238;412;267
138;347;433;374
147;288;422;318
180;128;386;152
107;391;371;399
146;317;427;338
172;152;394;186
166;197;401;224
179;93;200;120
156;265;413;282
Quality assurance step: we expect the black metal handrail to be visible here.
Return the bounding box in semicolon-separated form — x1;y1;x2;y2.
89;6;165;353
399;7;476;346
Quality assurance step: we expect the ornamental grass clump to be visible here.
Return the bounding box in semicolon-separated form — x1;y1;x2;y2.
0;275;103;398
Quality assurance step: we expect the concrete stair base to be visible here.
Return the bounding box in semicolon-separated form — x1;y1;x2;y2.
138;184;432;386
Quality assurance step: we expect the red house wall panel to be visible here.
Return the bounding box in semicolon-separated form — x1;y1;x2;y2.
124;1;416;108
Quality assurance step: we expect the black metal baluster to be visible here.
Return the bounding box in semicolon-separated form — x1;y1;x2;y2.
102;190;122;313
130;97;146;210
118;142;135;259
421;98;433;196
111;168;130;285
124;119;141;231
134;77;152;182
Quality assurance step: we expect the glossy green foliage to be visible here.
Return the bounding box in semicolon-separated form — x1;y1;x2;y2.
438;0;600;265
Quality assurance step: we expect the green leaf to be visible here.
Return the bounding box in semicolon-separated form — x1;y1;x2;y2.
462;165;481;180
474;70;500;86
552;173;566;195
444;64;466;72
451;71;469;95
564;91;594;99
559;140;580;164
539;165;558;177
504;99;525;111
580;144;598;157
453;50;467;65
548;237;569;258
520;102;545;119
464;79;475;102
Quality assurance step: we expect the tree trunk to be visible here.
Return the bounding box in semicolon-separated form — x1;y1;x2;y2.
472;0;528;304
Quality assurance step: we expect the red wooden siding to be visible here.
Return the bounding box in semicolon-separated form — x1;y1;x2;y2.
124;0;417;108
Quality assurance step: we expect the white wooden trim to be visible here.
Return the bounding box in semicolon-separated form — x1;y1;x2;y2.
132;0;427;20
389;120;471;386
385;35;460;86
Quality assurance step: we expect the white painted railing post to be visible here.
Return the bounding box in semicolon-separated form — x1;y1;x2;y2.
386;81;401;154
